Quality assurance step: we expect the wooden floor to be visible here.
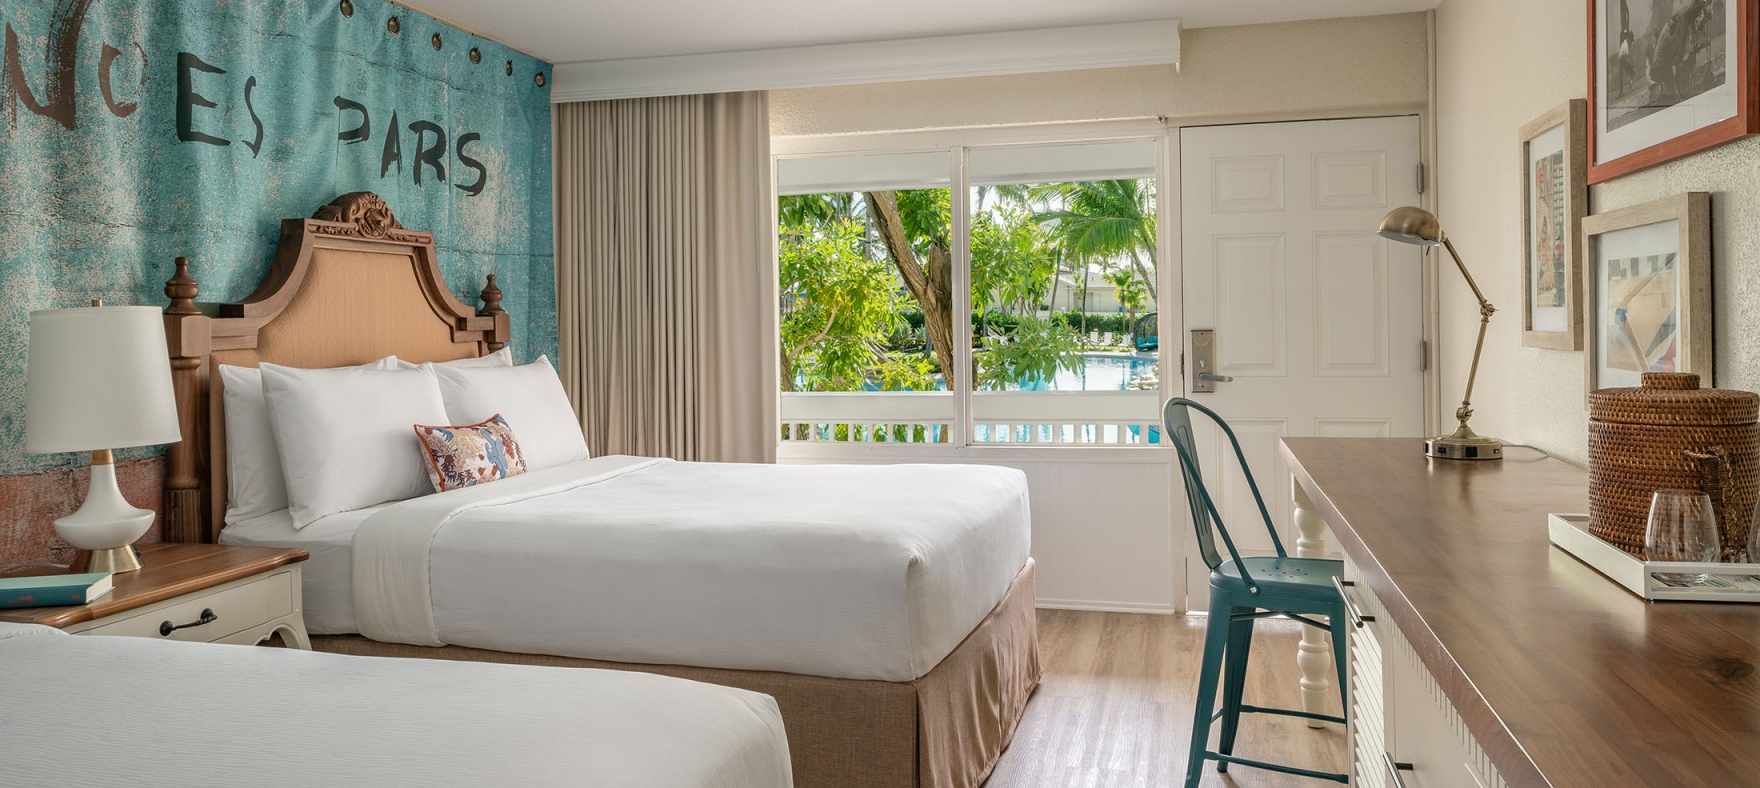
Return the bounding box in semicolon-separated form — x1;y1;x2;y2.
985;609;1347;788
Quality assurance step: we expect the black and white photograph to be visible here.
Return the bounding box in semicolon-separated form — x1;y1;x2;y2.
1605;0;1727;131
1590;0;1756;181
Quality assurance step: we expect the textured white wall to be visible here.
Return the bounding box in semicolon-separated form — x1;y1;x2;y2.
771;14;1430;135
1436;0;1760;467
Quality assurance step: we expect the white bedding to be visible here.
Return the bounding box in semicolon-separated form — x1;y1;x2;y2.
0;626;792;788
219;505;383;635
327;456;1030;682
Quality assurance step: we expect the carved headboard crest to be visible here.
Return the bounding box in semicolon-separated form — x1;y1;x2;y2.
311;191;428;243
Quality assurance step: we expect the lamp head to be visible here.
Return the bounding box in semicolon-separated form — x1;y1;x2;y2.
1378;206;1443;247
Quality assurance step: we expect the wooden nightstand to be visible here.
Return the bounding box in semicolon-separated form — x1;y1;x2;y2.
0;543;310;648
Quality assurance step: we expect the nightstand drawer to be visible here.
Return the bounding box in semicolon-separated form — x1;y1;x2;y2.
73;569;295;643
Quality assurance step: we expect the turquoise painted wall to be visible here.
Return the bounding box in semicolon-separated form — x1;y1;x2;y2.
0;0;555;475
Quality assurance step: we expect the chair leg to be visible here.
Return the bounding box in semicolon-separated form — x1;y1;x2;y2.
1330;602;1351;714
1215;607;1256;771
1185;592;1234;788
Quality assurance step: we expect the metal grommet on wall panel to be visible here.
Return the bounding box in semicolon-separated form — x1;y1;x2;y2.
470;47;482;64
386;16;399;34
431;33;442;50
535;73;546;87
339;0;353;18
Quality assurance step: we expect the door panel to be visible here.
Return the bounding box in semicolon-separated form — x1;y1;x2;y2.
1211;155;1286;212
1215;234;1287;375
1314;231;1389;376
1180;116;1424;608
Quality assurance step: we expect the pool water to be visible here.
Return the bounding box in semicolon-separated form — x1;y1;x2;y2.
1009;354;1159;391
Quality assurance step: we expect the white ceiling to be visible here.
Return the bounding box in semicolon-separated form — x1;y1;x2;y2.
400;0;1439;65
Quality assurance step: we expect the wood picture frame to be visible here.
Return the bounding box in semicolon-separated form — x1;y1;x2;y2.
1587;0;1760;183
1580;192;1712;402
1520;99;1589;350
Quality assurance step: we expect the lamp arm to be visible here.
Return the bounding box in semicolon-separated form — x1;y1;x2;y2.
1440;236;1491;308
1439;235;1495;429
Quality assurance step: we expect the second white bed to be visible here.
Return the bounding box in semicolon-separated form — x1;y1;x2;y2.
2;623;791;788
224;457;1032;682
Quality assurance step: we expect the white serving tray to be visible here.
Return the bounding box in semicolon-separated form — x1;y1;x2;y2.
1548;513;1760;603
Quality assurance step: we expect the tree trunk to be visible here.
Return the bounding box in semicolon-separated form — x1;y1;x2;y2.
865;191;957;389
1128;248;1157;302
866;191;955;443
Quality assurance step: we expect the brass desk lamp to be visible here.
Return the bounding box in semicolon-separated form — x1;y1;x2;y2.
1378;206;1504;460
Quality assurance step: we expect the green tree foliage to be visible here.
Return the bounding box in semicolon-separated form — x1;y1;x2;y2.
1034;179;1158;301
778;217;932;393
776;178;1155;396
976;315;1085;391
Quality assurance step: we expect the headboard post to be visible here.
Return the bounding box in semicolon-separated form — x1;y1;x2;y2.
163;257;213;543
478;274;510;352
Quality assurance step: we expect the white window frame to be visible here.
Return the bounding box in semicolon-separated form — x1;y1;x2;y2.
772;119;1175;461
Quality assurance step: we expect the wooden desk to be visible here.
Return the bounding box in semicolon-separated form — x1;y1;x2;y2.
1282;437;1760;788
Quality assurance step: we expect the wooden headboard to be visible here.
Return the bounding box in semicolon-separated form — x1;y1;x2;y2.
160;192;511;543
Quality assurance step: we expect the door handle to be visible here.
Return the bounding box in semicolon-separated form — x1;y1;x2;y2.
1191;329;1228;393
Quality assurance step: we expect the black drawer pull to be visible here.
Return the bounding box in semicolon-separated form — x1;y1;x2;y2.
160;608;218;637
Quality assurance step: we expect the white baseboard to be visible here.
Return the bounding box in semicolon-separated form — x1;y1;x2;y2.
1035;598;1180;615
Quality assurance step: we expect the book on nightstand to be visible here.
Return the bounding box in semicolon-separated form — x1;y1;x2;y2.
0;572;114;609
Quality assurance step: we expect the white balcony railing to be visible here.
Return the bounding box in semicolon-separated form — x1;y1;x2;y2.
780;390;1164;446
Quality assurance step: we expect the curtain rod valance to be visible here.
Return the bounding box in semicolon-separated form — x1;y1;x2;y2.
549;19;1182;103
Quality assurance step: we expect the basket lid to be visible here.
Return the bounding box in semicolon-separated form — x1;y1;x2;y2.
1588;373;1758;426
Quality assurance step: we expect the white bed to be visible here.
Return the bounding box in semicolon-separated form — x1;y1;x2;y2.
224;456;1032;682
0;623;792;788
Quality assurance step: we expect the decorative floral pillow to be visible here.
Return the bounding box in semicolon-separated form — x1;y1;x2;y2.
412;414;528;492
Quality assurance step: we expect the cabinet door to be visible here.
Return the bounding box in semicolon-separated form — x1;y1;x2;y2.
1343;557;1393;787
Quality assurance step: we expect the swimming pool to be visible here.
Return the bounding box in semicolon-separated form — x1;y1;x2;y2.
1008;353;1159;391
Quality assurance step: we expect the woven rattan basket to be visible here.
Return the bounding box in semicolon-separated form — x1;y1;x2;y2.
1587;373;1759;559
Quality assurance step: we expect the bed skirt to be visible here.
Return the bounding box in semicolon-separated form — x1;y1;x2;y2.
311;559;1042;788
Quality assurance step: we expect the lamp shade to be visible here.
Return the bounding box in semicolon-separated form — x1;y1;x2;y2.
25;306;182;454
1378;206;1444;247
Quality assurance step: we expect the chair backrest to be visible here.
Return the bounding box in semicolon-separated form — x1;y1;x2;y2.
1162;397;1288;587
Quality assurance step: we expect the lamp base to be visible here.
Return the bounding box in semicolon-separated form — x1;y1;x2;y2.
70;545;144;574
1425;427;1504;461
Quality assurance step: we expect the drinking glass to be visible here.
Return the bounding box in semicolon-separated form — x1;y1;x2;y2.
1646;490;1720;585
1647;492;1717;583
1748;495;1760;563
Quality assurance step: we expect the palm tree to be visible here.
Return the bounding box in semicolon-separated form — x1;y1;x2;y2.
1032;179;1157;301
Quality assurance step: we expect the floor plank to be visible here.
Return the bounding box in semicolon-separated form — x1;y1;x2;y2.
985;609;1347;788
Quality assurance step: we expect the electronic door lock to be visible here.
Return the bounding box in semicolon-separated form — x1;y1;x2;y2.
1191;329;1228;392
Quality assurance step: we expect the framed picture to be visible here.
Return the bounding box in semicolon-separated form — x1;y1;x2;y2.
1587;0;1759;183
1520;100;1589;350
1581;192;1712;400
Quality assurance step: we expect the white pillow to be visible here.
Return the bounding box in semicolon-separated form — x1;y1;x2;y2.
260;364;450;528
392;347;513;370
220;357;400;525
427;356;590;471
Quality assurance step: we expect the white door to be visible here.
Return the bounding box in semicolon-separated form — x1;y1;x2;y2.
1179;116;1425;607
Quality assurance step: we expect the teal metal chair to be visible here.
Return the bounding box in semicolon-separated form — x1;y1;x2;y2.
1162;397;1349;786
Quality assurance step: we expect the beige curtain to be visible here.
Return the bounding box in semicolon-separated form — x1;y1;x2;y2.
554;93;777;463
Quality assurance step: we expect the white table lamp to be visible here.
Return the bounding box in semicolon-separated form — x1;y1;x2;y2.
26;303;182;573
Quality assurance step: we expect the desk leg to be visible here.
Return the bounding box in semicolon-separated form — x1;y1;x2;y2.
1293;481;1332;728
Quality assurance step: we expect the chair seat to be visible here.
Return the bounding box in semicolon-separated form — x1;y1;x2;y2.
1211;557;1344;603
